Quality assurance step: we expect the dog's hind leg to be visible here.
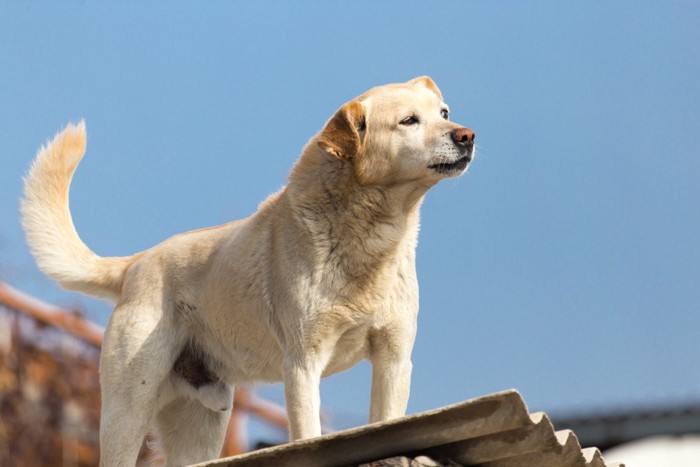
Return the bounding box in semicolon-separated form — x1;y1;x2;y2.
153;397;231;466
98;303;183;467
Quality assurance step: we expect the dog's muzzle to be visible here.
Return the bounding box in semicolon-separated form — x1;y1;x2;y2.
428;127;476;174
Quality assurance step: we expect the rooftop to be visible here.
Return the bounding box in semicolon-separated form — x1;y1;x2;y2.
192;390;624;467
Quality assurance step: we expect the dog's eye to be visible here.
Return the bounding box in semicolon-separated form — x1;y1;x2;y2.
400;115;419;126
440;109;449;120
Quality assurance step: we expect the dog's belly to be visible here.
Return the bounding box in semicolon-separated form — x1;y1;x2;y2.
189;308;370;384
208;329;286;384
211;328;369;383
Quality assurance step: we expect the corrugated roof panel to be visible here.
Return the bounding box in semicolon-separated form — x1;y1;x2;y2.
192;391;623;467
410;412;557;464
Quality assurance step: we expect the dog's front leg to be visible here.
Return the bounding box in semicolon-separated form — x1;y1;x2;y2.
368;326;415;423
283;359;322;440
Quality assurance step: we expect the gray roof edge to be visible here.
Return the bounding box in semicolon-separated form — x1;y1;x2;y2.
189;390;623;467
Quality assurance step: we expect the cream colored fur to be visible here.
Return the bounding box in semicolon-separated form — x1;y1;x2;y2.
21;77;475;467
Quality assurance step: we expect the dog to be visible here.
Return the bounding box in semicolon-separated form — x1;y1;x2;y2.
21;77;475;466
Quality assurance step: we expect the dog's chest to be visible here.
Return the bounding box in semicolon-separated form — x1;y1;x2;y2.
317;272;419;377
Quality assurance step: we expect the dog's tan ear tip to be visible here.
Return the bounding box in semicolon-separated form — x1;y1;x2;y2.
344;100;364;117
408;76;442;98
409;75;434;84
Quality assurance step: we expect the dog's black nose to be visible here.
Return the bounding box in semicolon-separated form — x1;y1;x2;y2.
451;127;475;150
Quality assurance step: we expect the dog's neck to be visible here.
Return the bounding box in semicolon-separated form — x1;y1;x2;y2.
283;145;431;285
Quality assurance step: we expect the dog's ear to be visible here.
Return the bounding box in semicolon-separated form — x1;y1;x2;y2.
408;76;443;100
317;100;365;160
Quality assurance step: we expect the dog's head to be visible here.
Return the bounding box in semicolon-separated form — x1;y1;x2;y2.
317;77;475;186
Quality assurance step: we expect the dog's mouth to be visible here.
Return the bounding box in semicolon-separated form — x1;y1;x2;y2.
428;155;471;174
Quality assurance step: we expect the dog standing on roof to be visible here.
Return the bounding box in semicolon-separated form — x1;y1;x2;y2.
22;77;475;466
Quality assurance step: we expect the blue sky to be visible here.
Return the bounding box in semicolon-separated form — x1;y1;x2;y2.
1;1;699;442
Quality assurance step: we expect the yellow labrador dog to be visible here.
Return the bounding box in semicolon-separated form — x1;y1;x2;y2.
22;77;475;466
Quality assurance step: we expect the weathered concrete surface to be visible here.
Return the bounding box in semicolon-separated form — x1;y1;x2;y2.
189;390;624;467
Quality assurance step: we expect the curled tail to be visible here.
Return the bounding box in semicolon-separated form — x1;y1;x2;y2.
21;121;134;301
